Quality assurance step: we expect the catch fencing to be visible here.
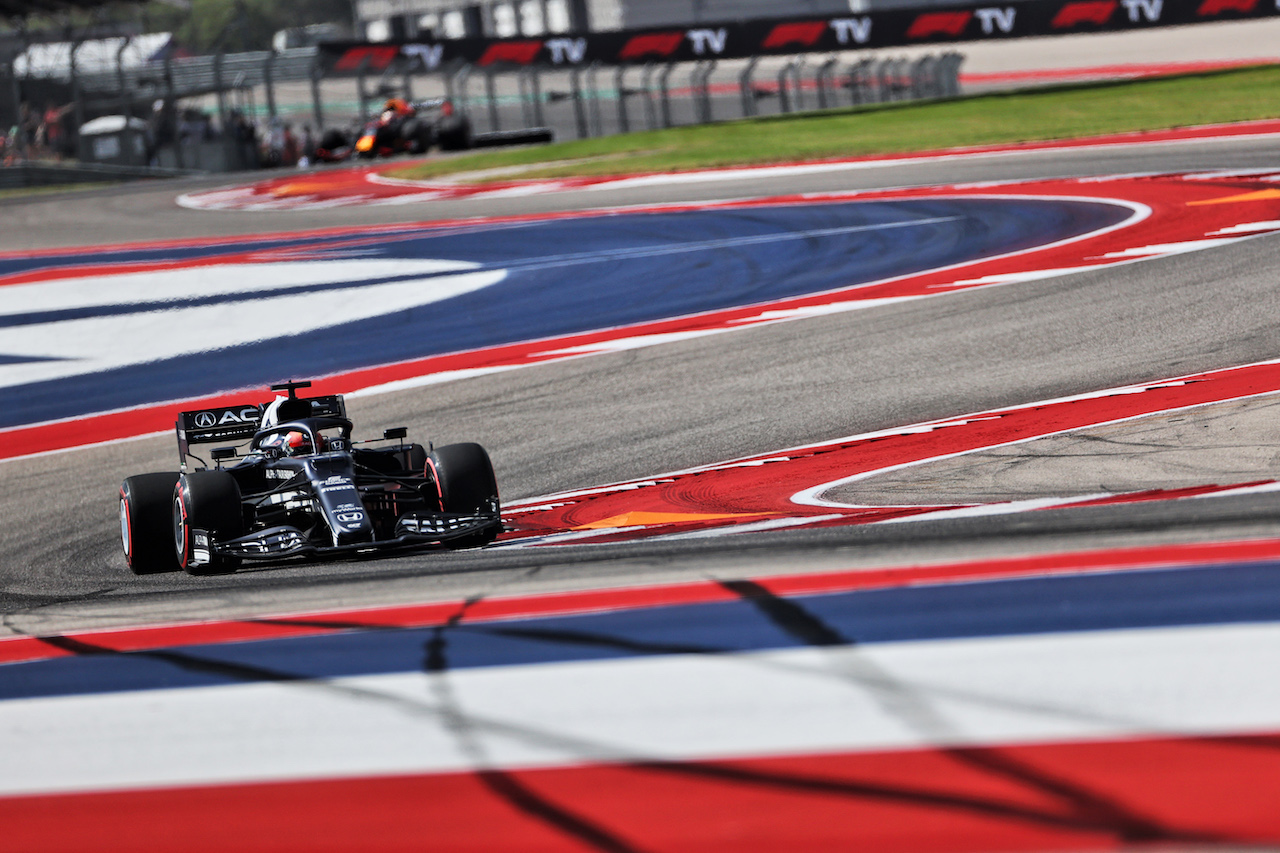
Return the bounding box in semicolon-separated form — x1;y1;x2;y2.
1;0;1275;173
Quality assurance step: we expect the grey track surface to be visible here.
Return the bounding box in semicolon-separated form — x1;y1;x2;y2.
5;133;1280;638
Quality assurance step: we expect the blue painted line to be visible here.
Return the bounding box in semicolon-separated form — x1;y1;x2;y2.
1;198;1129;430
3;560;1278;702
0;354;65;365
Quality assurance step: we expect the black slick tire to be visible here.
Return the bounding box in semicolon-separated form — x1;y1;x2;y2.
174;471;244;575
120;473;181;574
428;442;500;548
436;117;472;151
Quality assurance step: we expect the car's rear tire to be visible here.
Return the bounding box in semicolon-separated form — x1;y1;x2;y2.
436;117;472;151
428;442;500;548
174;471;244;575
120;473;181;575
319;128;348;150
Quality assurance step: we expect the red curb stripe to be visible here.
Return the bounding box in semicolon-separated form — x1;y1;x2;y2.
3;731;1278;851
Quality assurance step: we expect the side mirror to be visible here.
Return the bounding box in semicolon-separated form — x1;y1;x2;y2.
383;427;408;441
211;447;238;461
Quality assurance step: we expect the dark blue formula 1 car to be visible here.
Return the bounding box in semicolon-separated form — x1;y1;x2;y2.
119;381;501;576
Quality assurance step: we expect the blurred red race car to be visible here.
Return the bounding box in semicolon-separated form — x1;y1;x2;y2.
315;97;473;162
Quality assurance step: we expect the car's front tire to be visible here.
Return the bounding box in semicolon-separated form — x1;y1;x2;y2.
120;473;181;575
428;442;500;548
174;471;244;575
403;118;434;153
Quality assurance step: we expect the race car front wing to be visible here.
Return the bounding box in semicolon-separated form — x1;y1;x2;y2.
207;509;502;562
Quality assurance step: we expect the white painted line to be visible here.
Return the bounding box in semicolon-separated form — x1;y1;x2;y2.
0;261;505;391
1100;238;1239;258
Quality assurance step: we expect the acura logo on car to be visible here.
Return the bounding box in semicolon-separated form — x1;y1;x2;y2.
194;412;217;428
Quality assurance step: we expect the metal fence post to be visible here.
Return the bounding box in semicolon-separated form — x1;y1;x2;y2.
70;39;86;161
641;63;657;130
309;59;325;133
876;57;894;102
530;66;545;127
586;62;602;136
570;66;588;138
817;55;837;110
614;64;630;133
846;57;870;105
213;51;228;131
941;51;964;97
692;60;715;124
658;62;675;128
739;56;758;118
164;51;183;169
777;59;796;113
5;60;21;156
892;57;908;100
485;69;500;131
452;64;472;118
518;68;534;127
263;49;277;119
911;55;932;99
112;37;133;165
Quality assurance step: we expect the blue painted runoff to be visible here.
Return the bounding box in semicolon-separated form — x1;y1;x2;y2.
1;197;1130;429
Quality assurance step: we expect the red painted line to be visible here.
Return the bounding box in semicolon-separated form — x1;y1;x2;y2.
4;534;1280;666
3;731;1278;851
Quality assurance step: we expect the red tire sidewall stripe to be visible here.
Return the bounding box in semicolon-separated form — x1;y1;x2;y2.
425;458;444;512
119;487;132;563
176;483;189;569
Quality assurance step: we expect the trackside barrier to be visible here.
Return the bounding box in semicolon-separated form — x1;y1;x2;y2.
0;161;194;189
4;0;1275;173
310;0;1278;143
3;46;318;169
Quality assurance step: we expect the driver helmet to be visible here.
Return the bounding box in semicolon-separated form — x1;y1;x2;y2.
284;430;313;456
284;431;330;455
384;97;409;114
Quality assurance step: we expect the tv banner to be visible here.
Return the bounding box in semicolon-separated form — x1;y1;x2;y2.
319;0;1278;74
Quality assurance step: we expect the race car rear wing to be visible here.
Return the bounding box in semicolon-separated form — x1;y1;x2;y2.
177;395;347;465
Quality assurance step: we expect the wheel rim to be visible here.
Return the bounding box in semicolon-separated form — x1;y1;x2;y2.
173;491;187;565
119;496;131;559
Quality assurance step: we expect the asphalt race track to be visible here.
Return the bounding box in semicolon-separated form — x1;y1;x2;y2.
6;127;1280;621
5;123;1280;850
